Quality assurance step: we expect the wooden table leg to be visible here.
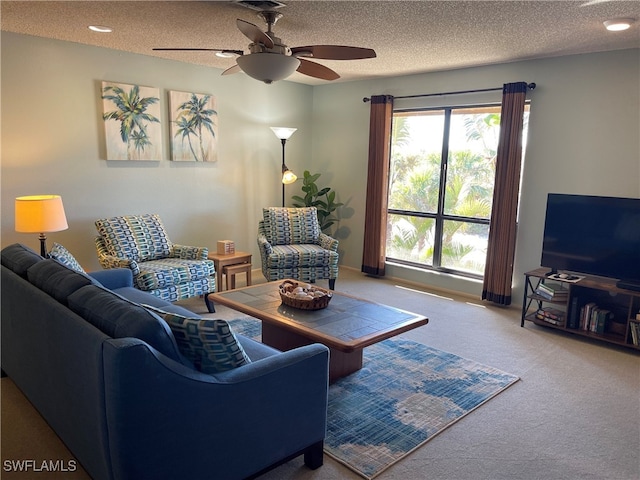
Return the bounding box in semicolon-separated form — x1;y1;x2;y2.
262;323;363;383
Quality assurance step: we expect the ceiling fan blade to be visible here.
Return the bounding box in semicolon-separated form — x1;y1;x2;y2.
153;48;244;55
236;19;274;48
291;45;376;60
221;64;242;76
297;58;340;81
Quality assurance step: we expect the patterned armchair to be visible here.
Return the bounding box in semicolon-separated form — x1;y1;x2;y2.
95;214;216;312
258;207;339;289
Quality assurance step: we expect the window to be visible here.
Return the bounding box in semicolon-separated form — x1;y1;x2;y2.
386;104;529;278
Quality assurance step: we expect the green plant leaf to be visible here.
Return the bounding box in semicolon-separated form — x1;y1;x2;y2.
290;170;342;232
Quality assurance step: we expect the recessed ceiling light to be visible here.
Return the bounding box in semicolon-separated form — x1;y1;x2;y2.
603;18;635;31
88;25;113;33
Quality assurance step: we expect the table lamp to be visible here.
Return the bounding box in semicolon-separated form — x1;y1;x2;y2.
15;195;69;257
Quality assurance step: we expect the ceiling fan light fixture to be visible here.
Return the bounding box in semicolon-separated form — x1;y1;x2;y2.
237;53;300;84
603;18;635;31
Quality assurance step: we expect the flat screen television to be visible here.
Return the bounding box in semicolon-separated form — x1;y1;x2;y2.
541;193;640;289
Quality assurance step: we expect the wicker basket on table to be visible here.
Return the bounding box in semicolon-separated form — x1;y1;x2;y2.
279;280;333;310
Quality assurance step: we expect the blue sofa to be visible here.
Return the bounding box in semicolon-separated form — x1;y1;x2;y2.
1;243;329;480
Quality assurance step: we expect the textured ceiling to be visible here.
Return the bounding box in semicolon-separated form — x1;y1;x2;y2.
2;0;639;85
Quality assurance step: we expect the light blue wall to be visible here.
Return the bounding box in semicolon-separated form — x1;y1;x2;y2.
1;32;312;270
310;49;640;301
2;31;638;305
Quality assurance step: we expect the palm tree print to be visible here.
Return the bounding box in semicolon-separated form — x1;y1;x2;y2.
170;91;217;162
101;83;161;160
387;110;505;274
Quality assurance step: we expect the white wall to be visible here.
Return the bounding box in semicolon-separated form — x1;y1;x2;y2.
2;31;639;306
1;32;312;270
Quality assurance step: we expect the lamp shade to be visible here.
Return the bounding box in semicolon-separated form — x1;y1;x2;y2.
282;168;297;184
15;195;68;233
237;53;301;84
270;127;297;140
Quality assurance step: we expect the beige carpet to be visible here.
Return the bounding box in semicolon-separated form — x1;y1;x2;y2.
2;267;639;480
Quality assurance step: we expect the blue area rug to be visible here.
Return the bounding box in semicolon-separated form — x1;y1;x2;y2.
229;318;519;479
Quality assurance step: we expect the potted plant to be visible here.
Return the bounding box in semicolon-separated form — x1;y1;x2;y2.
292;170;343;232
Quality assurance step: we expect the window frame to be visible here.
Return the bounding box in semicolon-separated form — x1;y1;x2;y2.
386;102;509;279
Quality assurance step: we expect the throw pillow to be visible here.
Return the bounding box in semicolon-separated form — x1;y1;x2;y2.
48;242;86;273
143;305;251;373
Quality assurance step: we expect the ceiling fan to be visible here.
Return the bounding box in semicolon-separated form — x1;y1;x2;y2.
153;10;376;84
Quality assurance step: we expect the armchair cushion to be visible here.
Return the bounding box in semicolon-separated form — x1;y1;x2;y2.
267;244;337;269
135;258;215;291
95;213;172;262
144;306;251;373
262;207;320;246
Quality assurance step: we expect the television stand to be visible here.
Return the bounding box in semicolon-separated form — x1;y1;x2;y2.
522;268;640;350
616;280;640;292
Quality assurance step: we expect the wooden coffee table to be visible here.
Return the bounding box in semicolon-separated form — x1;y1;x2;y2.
211;280;429;383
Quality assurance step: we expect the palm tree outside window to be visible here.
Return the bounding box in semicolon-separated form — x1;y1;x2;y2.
386;104;530;278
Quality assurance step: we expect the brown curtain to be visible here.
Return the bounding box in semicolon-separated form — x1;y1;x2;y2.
482;82;529;305
361;95;394;276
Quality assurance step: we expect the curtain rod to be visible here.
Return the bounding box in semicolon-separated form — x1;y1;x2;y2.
362;82;536;103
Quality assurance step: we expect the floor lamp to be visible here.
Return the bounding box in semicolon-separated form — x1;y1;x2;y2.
270;127;297;207
15;195;69;257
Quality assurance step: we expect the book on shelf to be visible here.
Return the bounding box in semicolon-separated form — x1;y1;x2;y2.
579;302;597;331
579;302;613;333
535;307;566;326
630;321;640;346
568;296;580;329
535;282;569;300
592;309;612;334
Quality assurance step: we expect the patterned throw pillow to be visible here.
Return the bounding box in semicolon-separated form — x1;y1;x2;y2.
144;305;251;373
48;242;86;273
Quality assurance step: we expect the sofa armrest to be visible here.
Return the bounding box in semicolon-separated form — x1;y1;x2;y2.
318;232;339;252
88;268;134;290
102;339;329;480
171;244;208;260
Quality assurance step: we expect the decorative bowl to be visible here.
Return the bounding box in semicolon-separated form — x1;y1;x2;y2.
279;280;333;310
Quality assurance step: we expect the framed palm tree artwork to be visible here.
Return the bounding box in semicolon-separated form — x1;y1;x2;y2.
169;90;218;162
101;81;162;161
